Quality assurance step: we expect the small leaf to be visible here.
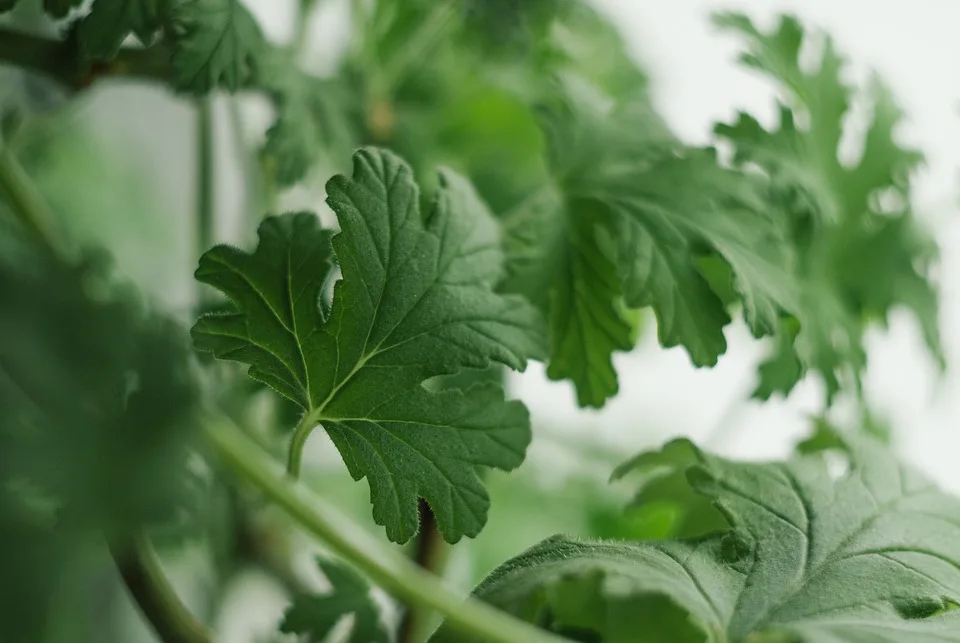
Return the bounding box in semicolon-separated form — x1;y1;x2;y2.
169;0;267;93
280;557;389;643
78;0;167;60
193;148;546;543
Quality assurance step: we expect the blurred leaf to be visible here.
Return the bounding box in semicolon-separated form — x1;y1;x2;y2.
279;557;389;643
0;241;202;537
169;0;267;94
610;440;727;540
502;77;796;407
78;0;166;59
714;12;941;402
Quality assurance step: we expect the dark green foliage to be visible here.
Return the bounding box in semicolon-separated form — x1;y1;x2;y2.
193;149;545;544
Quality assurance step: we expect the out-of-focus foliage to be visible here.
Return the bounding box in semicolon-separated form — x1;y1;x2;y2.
714;13;942;402
0;1;949;642
0;226;203;641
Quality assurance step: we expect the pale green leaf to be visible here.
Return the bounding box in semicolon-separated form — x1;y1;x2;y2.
714;12;941;401
434;437;960;642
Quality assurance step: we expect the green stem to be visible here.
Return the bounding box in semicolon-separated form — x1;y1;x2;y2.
397;500;449;643
0;144;74;259
0;26;172;89
286;411;317;478
109;532;212;643
292;0;322;55
204;414;569;643
195;96;215;257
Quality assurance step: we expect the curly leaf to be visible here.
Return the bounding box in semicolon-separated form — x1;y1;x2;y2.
434;436;960;642
193;148;545;544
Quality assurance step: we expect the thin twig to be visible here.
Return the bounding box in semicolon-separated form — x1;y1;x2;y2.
397;499;448;643
109;532;213;643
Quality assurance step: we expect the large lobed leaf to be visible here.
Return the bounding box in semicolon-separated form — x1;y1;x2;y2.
433;436;960;642
713;12;942;401
193;147;545;544
501;78;797;407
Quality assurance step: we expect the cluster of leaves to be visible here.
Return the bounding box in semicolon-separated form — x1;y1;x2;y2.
433;435;960;642
6;0;936;410
0;1;951;642
247;2;942;409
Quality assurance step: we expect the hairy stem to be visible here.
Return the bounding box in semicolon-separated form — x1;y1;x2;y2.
109;532;212;643
204;414;568;643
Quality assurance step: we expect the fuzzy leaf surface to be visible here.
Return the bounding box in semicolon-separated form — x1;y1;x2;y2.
433;437;960;642
193;148;545;544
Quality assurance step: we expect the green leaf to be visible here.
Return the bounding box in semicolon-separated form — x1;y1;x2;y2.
193;148;546;543
279;557;389;643
433;437;960;642
503;187;632;407
260;66;361;187
78;0;167;60
0;0;18;13
714;12;941;401
169;0;267;93
502;77;797;407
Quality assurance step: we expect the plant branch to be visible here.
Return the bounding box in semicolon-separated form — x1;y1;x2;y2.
0;26;173;89
195;96;216;306
204;414;569;643
109;532;212;643
397;499;449;643
0;143;74;259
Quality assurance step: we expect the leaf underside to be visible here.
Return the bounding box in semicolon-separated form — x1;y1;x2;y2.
433;436;960;642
